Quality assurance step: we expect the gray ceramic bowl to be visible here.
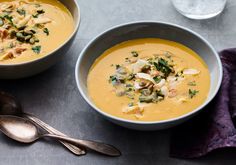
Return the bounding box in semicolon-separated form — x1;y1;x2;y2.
75;21;223;131
0;0;80;79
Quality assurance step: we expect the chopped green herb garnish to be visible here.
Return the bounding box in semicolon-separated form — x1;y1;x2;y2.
30;29;36;34
32;45;41;54
154;58;173;77
32;9;45;18
189;89;199;98
3;15;14;26
109;75;118;85
35;23;44;29
127;73;135;80
17;9;26;16
188;81;196;86
43;28;49;35
125;57;131;62
153;76;161;83
131;51;139;57
115;64;120;69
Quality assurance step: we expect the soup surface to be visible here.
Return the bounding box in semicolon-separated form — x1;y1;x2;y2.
0;0;74;64
87;38;210;121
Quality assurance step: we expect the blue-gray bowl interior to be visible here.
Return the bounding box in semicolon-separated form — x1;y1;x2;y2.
76;22;222;125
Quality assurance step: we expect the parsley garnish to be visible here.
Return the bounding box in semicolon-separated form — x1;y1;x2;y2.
3;15;14;26
131;51;139;57
189;89;199;98
154;58;173;77
188;81;196;86
153;76;161;83
115;64;120;69
33;10;45;18
17;9;26;16
32;45;41;54
43;28;49;35
109;75;119;85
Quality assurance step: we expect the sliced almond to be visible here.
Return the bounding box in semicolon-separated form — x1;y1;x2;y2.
0;51;14;61
160;86;168;96
136;73;155;84
178;97;188;103
16;15;31;28
183;68;200;75
34;17;51;24
131;59;149;73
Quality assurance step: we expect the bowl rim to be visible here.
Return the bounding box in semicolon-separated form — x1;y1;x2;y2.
75;20;223;125
0;0;81;66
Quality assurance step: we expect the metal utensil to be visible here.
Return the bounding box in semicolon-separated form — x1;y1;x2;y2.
0;115;121;156
0;91;85;155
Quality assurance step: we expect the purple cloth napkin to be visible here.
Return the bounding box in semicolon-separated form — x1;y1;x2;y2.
170;48;236;158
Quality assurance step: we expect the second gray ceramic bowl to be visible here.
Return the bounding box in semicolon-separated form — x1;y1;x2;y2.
75;21;222;131
0;0;80;79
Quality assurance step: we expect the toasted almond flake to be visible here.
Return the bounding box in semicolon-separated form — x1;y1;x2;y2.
134;81;143;90
150;70;160;77
122;105;143;114
161;86;168;96
135;112;143;119
136;73;156;84
131;59;149;73
0;3;14;11
137;102;149;109
14;47;26;54
16;15;31;28
34;17;51;24
167;76;177;83
183;68;200;75
178;97;188;103
0;51;14;61
12;17;20;24
0;28;8;40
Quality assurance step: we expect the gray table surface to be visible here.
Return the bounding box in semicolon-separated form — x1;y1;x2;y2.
1;0;236;164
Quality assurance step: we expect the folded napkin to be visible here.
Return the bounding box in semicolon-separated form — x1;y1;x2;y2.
170;48;236;158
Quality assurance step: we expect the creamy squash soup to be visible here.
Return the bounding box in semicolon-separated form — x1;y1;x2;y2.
0;0;74;64
87;38;210;121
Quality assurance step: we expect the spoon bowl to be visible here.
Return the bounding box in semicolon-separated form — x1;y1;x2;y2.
0;115;121;156
0;115;39;143
0;91;86;155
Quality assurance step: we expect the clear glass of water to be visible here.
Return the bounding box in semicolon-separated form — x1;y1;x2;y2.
172;0;227;19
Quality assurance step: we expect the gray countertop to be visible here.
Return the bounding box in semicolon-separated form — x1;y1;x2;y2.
1;0;236;164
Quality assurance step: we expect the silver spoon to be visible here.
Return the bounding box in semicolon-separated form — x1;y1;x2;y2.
0;91;86;155
0;115;121;156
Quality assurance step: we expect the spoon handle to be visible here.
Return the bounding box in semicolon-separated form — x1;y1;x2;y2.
22;113;86;155
43;134;121;157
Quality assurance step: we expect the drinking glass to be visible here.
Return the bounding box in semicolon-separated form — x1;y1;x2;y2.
172;0;227;19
